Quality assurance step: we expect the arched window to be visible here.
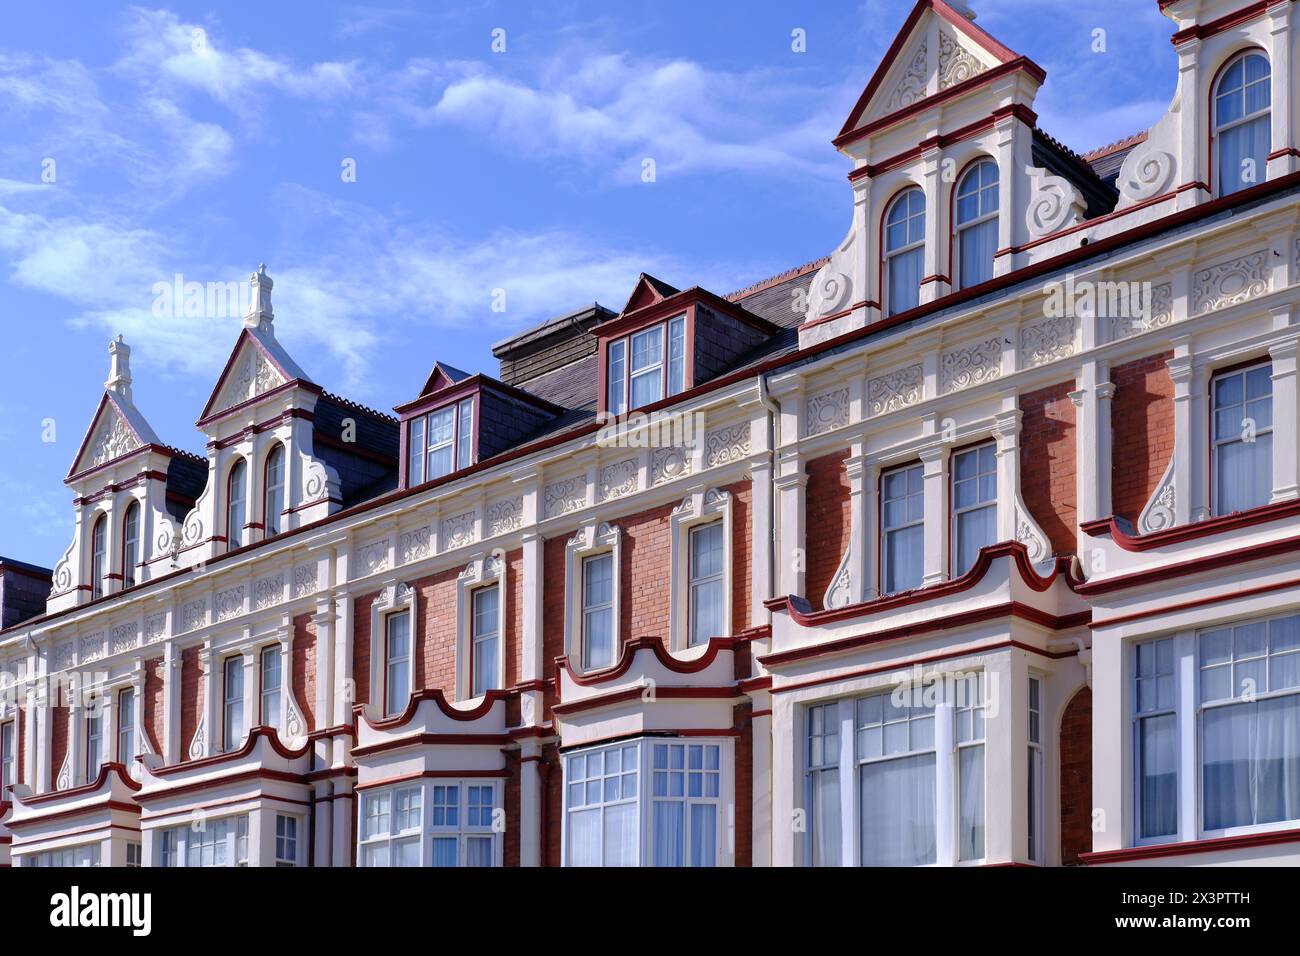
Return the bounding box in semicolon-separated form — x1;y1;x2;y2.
884;188;926;316
121;501;140;589
955;160;999;289
227;458;248;550
90;514;107;600
1215;51;1271;196
264;444;285;537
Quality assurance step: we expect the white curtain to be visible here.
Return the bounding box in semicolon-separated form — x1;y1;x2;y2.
888;247;923;316
958;745;985;861
1139;713;1178;837
567;807;600;867
1204;695;1300;830
958;218;997;289
1216;434;1272;515
955;506;996;576
602;803;637;867
1218;116;1270;195
885;524;924;593
811;767;842;866
689;804;716;868
860;753;936;866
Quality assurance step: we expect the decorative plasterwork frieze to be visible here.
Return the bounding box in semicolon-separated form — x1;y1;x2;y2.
441;511;477;550
940;338;1002;394
806;388;850;437
253;573;283;610
355;538;389;576
188;714;206;760
598;459;638;502
145;613;167;643
110;623;138;655
80;633;106;664
216;348;284;412
704;422;751;468
1138;454;1177;534
1192;251;1271;315
652;446;693;485
887;40;927;111
1024;165;1086;238
180;598;207;633
937;29;985;89
1013;498;1051;567
1020;315;1077;367
822;545;853;610
293;564;316;598
55;750;72;791
545;476;585;518
867;364;923;417
1110;283;1173;340
89;410;138;468
486;497;523;536
214;585;244;622
400;524;432;563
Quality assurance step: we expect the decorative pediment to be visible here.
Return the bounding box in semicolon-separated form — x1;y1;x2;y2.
67;393;153;479
207;334;288;417
838;0;1027;139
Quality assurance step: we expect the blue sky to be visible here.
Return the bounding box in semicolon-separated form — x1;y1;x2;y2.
0;0;1177;567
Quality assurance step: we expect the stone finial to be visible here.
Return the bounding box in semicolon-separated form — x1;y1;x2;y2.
105;334;132;403
244;263;274;331
947;0;977;19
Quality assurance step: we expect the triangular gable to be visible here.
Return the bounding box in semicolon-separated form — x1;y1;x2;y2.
67;392;160;480
200;327;308;422
621;273;681;316
418;361;472;398
838;0;1025;139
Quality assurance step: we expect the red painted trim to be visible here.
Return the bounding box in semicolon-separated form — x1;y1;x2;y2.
17;762;141;807
136;767;310;804
197;328;318;424
354;687;509;733
849;106;1035;181
598;286;779;340
1076;529;1300;596
1081;498;1300;553
354;768;509;792
1094;572;1300;629
771;638;1075;695
760;603;1089;669
1081;826;1300;864
1171;1;1276;45
766;541;1078;629
551;685;743;718
151;725;309;778
555;634;737;691
351;733;509;759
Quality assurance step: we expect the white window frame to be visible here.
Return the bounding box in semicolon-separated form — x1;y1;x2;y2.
1132;635;1179;846
561;737;734;867
1027;673;1045;865
0;718;14;796
90;512;108;600
357;780;503;867
953;672;987;865
367;582;417;718
1210;361;1273;517
121;499;141;589
85;707;103;779
668;487;733;652
263;443;286;536
408;397;475;485
606;314;688;415
563;522;623;673
24;844;101;868
430;780;502;867
260;644;282;731
953;159;999;290
950;442;998;578
883;187;926;317
274;813;300;866
158;813;250;867
455;553;507;700
1213;50;1271;197
221;654;244;752
226;457;248;551
880;462;925;595
117;686;135;766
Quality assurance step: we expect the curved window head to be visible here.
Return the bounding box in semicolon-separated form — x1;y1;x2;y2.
264;444;286;537
90;514;108;600
227;458;248;550
955;160;999;289
884;188;926;316
1215;51;1271;196
121;501;140;589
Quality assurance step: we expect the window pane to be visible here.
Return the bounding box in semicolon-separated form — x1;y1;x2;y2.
667;317;686;396
1203;695;1300;830
887;246;924;316
430;837;458;867
958;745;985;861
860;753;936;866
607;341;626;415
1138;713;1178;838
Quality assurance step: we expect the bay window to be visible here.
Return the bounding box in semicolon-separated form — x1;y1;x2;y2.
1134;636;1177;841
384;612;411;717
582;552;615;670
954;160;998;289
881;463;924;594
408;398;474;485
359;781;501;867
606;315;687;415
955;673;986;862
805;702;842;867
25;844;100;867
884;188;925;316
260;646;282;729
1214;51;1271;196
222;656;244;752
857;691;936;866
471;585;500;697
951;443;997;576
563;738;730;867
1211;362;1272;515
159;814;249;867
688;521;725;646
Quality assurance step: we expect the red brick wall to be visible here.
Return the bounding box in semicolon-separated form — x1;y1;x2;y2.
143;657;165;755
1060;686;1093;865
543;536;566;718
621;501;675;640
505;548;524;688
729;482;753;633
1111;353;1174;527
412;567;459;698
1020;382;1078;556
734;703;753;867
49;705;67;789
292;613;317;731
179;645;203;762
352;592;376;708
805;450;851;609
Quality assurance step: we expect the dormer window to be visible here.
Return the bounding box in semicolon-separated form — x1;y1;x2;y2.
884;188;925;316
954;161;998;289
263;444;285;536
1215;51;1271;197
408;398;474;485
607;316;687;415
121;502;140;589
227;458;248;550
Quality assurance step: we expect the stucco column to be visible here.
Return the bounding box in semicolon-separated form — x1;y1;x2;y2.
844;451;867;604
1269;337;1299;501
920;445;949;586
1268;6;1296;178
1091;632;1126;852
519;745;541;868
332;789;354;867
920;144;947;303
1175;39;1204;210
769;691;797;867
749;689;773;867
313;782;334;867
774;466;807;599
1168;339;1207;523
1070;361;1113;541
